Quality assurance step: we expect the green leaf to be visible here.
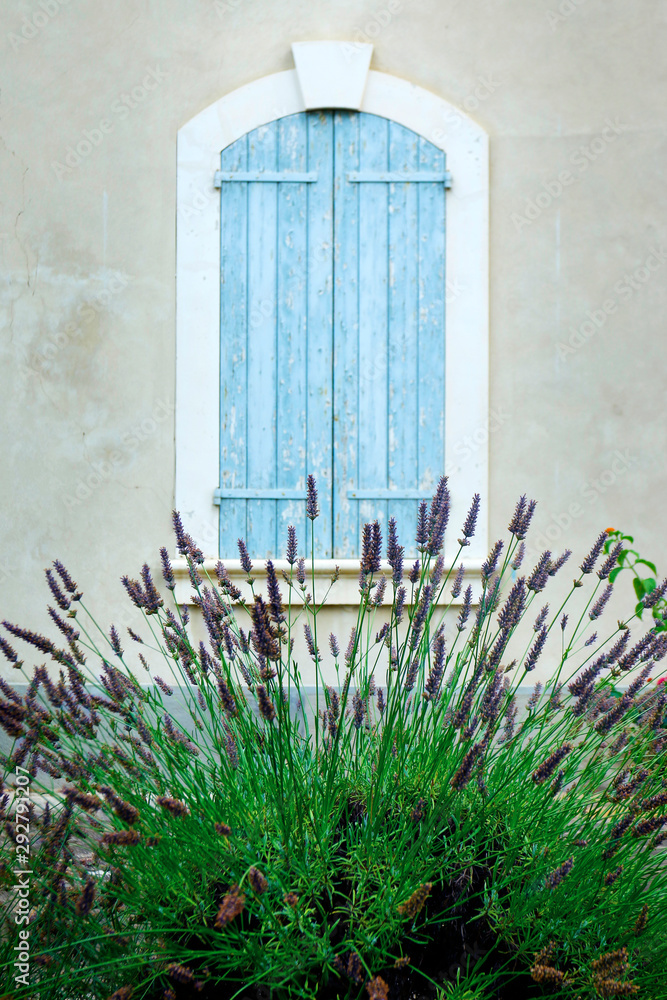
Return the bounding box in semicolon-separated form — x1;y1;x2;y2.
621;534;634;543
633;578;646;600
635;601;645;618
635;559;657;574
608;567;623;584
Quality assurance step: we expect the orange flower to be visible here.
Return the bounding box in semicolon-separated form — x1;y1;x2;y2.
605;527;616;534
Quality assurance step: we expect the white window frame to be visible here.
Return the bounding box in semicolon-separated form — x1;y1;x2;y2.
174;42;489;600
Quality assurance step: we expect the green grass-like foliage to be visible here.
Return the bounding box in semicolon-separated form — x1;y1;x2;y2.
1;480;667;1000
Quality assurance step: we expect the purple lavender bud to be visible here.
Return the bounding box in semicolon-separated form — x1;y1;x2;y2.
533;605;549;631
285;525;298;565
329;633;340;658
481;541;504;583
109;625;123;657
527;552;552;593
53;560;81;599
352;689;365;730
265;560;285;625
172;511;188;554
457;586;473;631
296;558;306;586
525;627;548;671
508;496;527;536
410;585;432;650
249;596;280;661
549;550;572;577
386;517;404;585
423;629;446;701
512;542;526;571
560;614;568;632
427;477;450;556
306;474;319;520
415;500;429;550
497;578;527;631
45;569;71;610
546;856;574;889
160;547;176;590
589;584;613;621
345;628;357;665
517;500;537;540
2;622;57;656
459;493;481;546
450;744;482;790
303;623;321;663
584;632;598;647
409;560;420;585
580;530;607;575
256;684;276;722
47;608;79;642
643;577;667;609
451;564;465;599
377;687;385;714
569;656;607;697
395;586;406;623
532;743;573;784
0;636;22;667
121;577;146;610
154;676;173;696
430;557;444;591
237;539;253;576
597;542;623;581
373;576;387;607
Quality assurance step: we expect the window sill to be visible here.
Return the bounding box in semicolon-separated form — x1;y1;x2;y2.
172;559;483;607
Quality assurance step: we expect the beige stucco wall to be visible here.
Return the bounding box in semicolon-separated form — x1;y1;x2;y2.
1;0;666;684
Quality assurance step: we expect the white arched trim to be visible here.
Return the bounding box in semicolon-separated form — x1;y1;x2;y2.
175;45;489;579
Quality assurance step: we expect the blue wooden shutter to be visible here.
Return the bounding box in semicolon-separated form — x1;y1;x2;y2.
218;113;334;558
218;111;446;560
332;112;447;558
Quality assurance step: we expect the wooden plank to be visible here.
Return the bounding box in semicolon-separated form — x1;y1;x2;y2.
417;134;447;512
347;170;450;183
388;120;421;559
332;111;360;558
276;113;309;560
246;120;279;557
215;170;318;183
305;111;335;558
219;131;249;555
357;112;389;540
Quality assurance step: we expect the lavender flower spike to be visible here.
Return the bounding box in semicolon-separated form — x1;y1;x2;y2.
524;627;548;671
580;530;607;574
237;539;253;576
306;474;319;520
450;563;465;599
427;476;450;556
285;525;298;565
508;496;527;536
481;540;504;583
458;493;480;546
589;584;613;621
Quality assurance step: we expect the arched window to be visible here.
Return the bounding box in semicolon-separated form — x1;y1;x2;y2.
176;43;488;574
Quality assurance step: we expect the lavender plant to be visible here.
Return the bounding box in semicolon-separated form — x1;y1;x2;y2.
0;480;666;1000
